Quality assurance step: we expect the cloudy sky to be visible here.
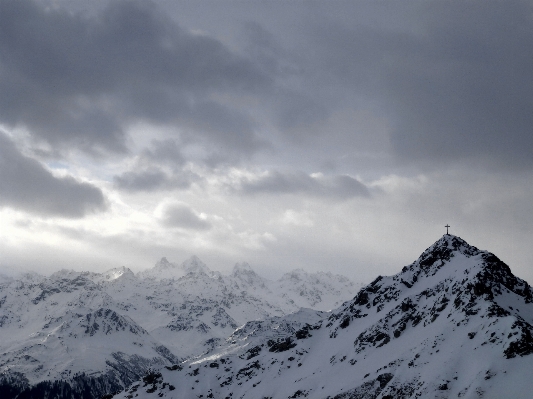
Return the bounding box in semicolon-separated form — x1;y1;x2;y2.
1;0;532;282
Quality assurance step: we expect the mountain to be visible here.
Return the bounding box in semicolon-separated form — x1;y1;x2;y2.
137;256;218;281
276;269;356;310
0;257;361;399
0;270;179;399
113;235;533;399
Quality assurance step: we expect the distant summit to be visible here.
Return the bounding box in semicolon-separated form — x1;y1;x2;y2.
231;262;265;287
101;266;135;281
180;255;215;276
137;255;215;280
232;262;254;274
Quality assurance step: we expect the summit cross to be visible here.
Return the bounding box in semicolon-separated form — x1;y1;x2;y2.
445;224;450;235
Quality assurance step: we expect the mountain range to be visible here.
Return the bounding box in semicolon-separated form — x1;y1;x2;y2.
110;235;533;399
0;256;360;399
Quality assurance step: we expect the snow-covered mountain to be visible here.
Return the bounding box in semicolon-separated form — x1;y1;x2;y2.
137;256;218;281
0;257;360;398
113;235;533;399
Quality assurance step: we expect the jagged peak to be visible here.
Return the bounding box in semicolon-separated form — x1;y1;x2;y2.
231;262;266;287
49;268;78;278
49;269;97;282
408;234;483;275
19;271;44;282
232;262;255;275
181;254;203;266
425;234;480;254
101;266;135;281
181;255;211;274
155;257;175;269
138;255;215;280
339;235;532;324
280;268;309;281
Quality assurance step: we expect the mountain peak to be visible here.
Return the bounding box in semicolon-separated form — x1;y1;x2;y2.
342;235;532;327
232;262;254;275
155;257;173;269
426;234;480;256
231;262;266;287
101;266;135;281
138;255;217;280
404;234;482;277
280;268;308;281
181;255;211;274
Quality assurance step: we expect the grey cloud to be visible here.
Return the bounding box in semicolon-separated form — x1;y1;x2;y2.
0;132;106;217
240;21;332;136
142;139;186;165
4;0;530;175
274;91;330;131
114;139;200;192
160;204;211;230
0;0;270;157
241;21;303;78
237;171;369;199
182;101;267;157
114;169;169;192
308;0;533;169
114;168;199;192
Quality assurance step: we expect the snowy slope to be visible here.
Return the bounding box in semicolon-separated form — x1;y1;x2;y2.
113;235;533;399
0;257;361;398
107;257;360;358
137;256;219;281
0;270;179;397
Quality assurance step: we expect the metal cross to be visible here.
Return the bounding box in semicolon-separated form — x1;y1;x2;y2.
445;224;450;235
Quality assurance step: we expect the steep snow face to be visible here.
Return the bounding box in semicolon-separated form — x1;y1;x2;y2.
115;235;533;399
0;256;361;398
119;257;361;358
99;266;136;282
136;257;182;280
0;272;178;396
276;268;357;311
231;262;267;289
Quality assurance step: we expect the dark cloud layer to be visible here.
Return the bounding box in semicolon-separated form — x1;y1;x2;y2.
1;0;532;204
307;0;533;169
0;0;269;156
237;171;369;199
114;168;199;192
0;133;106;217
114;169;172;192
113;139;200;192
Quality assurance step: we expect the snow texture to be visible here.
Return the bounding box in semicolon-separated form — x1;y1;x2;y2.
111;235;533;399
0;256;360;398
